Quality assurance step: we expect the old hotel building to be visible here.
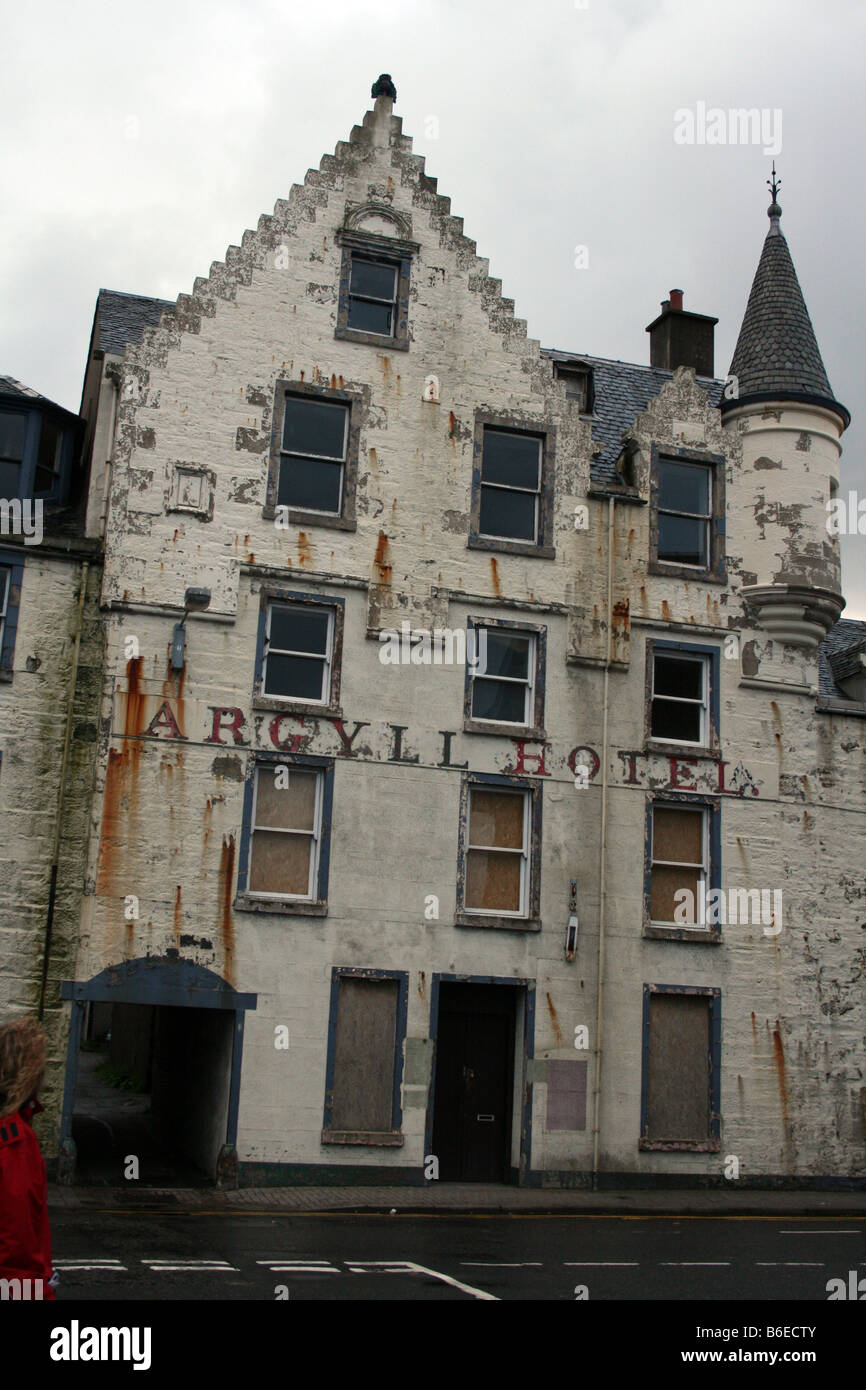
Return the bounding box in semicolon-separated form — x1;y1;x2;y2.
2;77;865;1188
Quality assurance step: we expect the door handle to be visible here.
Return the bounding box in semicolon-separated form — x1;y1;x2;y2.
476;1114;495;1122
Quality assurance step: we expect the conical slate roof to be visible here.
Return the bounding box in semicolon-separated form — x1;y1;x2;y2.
722;204;848;426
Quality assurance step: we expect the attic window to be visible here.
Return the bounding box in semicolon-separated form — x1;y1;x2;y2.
554;362;594;413
335;230;416;352
346;256;398;336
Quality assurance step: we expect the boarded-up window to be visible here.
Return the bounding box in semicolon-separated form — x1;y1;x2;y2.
248;766;320;898
465;786;528;915
329;977;398;1134
650;803;706;925
645;993;711;1143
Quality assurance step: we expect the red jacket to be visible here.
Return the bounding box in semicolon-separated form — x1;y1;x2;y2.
0;1100;54;1299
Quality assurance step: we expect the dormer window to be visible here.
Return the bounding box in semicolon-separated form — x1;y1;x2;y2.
0;394;77;510
553;359;594;413
0;412;27;498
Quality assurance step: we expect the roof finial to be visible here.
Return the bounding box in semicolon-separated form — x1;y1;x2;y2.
371;73;397;101
767;161;782;226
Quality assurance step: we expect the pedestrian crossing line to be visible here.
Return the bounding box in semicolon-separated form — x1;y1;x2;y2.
256;1261;340;1273
143;1260;239;1272
53;1260;126;1272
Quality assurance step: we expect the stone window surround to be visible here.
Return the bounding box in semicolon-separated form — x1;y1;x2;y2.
462;614;548;740
642;789;723;944
252;586;345;719
648;443;726;584
639;983;722;1152
263;379;362;533
644;637;721;759
0;552;24;682
321;965;409;1147
468;412;556;560
334;227;418;353
234;750;334;917
455;770;543;932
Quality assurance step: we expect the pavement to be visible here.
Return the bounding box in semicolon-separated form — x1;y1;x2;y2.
47;1181;866;1217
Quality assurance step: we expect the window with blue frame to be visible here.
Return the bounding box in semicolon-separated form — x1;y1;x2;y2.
0;404;74;507
252;589;345;715
455;772;543;931
644;792;722;942
234;754;334;916
646;639;720;755
0;556;23;680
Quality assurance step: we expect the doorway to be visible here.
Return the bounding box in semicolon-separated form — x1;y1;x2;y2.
430;981;524;1183
60;956;256;1187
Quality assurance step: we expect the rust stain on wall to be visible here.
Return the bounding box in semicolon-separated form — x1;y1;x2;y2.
612;598;630;640
173;885;182;944
374;530;392;584
297;531;312;567
545;992;564;1047
772;1022;791;1134
490;556;501;597
661;600;672;622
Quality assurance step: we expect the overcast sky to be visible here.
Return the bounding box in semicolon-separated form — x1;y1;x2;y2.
3;0;864;614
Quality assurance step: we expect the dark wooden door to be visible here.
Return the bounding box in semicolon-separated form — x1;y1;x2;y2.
432;985;515;1182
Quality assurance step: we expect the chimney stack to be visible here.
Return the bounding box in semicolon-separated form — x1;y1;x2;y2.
646;287;717;377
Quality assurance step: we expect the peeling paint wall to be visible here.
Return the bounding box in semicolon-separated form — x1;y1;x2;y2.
0;558;104;1150
61;96;866;1184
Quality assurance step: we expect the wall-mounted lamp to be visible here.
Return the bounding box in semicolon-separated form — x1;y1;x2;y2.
565;877;579;962
170;587;212;670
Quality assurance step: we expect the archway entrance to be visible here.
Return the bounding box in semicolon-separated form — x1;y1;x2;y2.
59;957;256;1188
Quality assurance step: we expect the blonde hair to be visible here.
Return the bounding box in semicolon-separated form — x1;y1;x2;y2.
0;1017;47;1119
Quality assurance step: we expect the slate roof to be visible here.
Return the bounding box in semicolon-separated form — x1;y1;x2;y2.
0;375;54;403
542;349;723;485
94;289;175;356
723;213;846;421
818;619;866;702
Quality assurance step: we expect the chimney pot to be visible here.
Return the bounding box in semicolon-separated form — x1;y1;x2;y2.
646;290;718;375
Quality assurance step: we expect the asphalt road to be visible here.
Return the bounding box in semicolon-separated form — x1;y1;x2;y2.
48;1210;866;1301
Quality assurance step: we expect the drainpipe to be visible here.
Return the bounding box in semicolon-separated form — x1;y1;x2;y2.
591;497;615;1189
38;561;89;1020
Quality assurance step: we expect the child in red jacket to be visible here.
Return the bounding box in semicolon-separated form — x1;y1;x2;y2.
0;1017;55;1300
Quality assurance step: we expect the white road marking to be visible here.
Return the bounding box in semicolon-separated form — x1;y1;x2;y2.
564;1262;639;1267
781;1230;859;1235
258;1263;340;1273
345;1260;498;1300
659;1262;730;1267
462;1262;543;1267
53;1261;126;1272
143;1260;238;1272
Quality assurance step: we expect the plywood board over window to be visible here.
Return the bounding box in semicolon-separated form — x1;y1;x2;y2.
322;969;408;1146
640;985;721;1151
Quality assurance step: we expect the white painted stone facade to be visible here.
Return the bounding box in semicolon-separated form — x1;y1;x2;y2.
8;91;863;1186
